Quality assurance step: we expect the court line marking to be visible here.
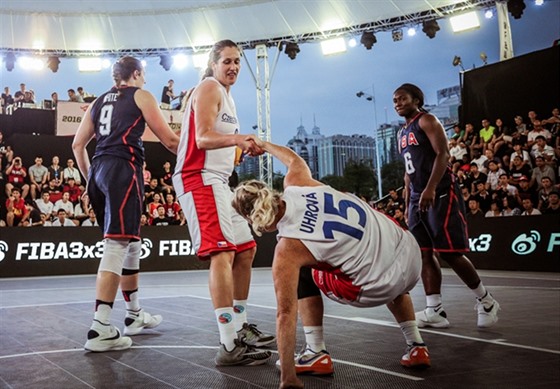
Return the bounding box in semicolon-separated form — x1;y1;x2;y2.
0;345;423;381
2;294;559;356
183;296;560;355
331;316;560;355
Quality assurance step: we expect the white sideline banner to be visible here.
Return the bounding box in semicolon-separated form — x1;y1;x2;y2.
55;101;183;141
56;101;90;136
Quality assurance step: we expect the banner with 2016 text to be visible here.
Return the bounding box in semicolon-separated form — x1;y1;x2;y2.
55;101;182;141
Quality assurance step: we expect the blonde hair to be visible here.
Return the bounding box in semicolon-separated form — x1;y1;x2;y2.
232;180;281;236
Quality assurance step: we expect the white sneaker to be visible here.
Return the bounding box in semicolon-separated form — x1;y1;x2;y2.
84;324;132;352
123;309;163;336
476;298;500;328
416;306;450;328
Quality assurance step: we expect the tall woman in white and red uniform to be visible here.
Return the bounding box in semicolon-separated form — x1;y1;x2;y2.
73;56;179;352
232;141;430;389
172;39;273;367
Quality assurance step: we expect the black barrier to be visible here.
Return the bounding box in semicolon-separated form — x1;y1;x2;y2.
0;216;558;277
0;108;56;137
465;214;559;272
0;226;278;278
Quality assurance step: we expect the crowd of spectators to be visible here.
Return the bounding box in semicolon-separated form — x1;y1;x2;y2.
376;108;560;227
0;139;188;228
1;83;94;112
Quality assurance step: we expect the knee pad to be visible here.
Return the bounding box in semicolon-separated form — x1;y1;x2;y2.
98;239;127;276
297;267;321;299
122;240;141;274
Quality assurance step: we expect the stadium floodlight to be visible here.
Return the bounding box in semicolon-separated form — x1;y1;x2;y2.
320;38;346;56
192;52;209;69
284;42;300;60
360;32;377;50
78;58;102;72
450;11;480;33
173;54;189;69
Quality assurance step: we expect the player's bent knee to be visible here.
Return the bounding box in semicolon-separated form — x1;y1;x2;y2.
98;239;128;275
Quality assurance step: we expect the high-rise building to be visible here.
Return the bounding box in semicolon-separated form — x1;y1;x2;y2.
317;134;375;178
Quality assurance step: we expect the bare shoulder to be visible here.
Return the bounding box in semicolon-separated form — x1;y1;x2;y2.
419;112;443;132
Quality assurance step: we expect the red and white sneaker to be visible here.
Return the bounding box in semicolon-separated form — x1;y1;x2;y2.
400;343;431;369
276;346;334;375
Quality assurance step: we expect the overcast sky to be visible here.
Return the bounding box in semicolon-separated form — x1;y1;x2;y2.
1;1;559;150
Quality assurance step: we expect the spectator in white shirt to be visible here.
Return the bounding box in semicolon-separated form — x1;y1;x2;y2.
53;192;74;218
81;208;99;227
35;191;54;219
52;209;76;226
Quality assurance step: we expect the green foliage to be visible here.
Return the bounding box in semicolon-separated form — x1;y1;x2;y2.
381;160;405;194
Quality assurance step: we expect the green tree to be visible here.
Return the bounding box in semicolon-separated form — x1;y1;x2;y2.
381;160;405;194
320;174;349;192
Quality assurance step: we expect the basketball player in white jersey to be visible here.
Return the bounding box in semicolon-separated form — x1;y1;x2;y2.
172;39;274;366
232;141;430;389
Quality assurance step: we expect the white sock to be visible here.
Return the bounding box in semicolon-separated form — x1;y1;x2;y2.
93;304;112;326
399;320;424;346
215;307;237;351
426;294;442;308
303;326;326;352
472;282;489;300
123;289;140;312
233;299;248;332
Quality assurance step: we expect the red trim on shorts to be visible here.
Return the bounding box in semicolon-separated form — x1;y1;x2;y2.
180;110;205;192
236;240;257;254
105;233;140;240
118;161;138;236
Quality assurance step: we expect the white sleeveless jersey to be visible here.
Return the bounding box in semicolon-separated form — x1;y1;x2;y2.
173;77;239;195
277;185;420;305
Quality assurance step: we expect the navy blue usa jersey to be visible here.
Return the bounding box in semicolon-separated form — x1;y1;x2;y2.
90;86;145;166
398;113;452;193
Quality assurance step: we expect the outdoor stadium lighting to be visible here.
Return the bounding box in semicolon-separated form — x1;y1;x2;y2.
159;54;172;71
78;57;102;72
47;56;60;73
348;37;357;48
508;0;526;19
391;29;403;41
4;52;15;71
485;9;494;19
452;55;465;71
192;52;209;69
321;37;347;56
173;53;189;69
450;11;481;33
356;87;383;198
422;20;440;39
407;27;416;37
19;56;44;71
360;32;377;50
284;42;300;60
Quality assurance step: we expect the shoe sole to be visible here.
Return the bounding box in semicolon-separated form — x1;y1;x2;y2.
401;360;431;369
124;317;163;336
417;320;450;329
84;338;132;352
215;356;271;367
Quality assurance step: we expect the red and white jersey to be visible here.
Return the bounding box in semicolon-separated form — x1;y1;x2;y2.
277;185;420;306
173;77;239;195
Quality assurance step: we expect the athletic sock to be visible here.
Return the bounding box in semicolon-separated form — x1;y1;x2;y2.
399;320;424;346
472;282;489;300
93;300;113;326
233;299;248;332
426;294;443;308
215;307;237;351
122;289;140;312
303;326;326;352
